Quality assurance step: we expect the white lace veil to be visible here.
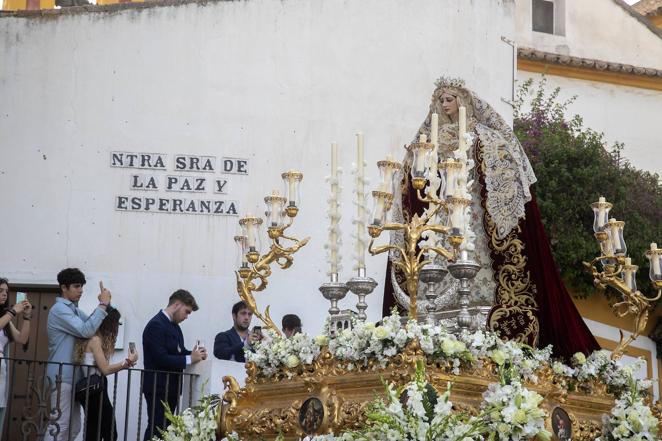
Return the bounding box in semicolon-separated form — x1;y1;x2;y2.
415;77;537;239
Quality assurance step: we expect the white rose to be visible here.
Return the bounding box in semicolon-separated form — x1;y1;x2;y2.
285;355;300;368
572;352;586;366
314;335;329;346
373;326;389;340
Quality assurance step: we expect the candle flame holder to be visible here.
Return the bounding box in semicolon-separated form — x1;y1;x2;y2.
368;141;465;320
583;198;662;360
235;172;309;337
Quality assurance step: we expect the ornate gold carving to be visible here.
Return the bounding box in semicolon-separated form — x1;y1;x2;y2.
219;349;615;439
369;208;456;319
573;419;602;441
583;255;662;360
235;211;310;335
229;402;301;437
653;401;662;435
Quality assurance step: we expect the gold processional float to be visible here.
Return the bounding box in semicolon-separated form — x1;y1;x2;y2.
216;120;662;439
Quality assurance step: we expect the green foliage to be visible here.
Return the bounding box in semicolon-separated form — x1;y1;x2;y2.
513;78;662;301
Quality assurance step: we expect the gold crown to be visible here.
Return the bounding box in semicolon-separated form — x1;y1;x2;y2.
434;76;466;90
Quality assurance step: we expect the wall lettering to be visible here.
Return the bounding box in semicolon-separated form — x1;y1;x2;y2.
174;155;216;172
110;151;247;216
165;175;207;193
110;152;167;169
221;157;249;174
130;174;160;190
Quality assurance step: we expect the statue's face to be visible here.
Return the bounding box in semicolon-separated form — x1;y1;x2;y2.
440;93;459;118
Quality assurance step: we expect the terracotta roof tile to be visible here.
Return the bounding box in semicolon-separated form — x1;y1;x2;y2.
633;0;662;16
518;47;662;78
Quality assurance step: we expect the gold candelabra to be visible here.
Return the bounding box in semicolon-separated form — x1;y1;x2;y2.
234;171;309;336
583;197;662;360
367;138;469;319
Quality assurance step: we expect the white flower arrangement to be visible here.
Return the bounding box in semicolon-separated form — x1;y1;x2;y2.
326;312;474;372
480;381;551;441
599;394;659;440
153;393;218;441
238;312;658;441
246;329;322;377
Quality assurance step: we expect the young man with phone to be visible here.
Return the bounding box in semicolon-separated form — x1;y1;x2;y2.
142;289;207;441
47;268;111;441
213;300;261;363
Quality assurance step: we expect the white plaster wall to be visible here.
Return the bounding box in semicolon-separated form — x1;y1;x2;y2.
515;0;662;69
518;71;662;174
0;0;515;425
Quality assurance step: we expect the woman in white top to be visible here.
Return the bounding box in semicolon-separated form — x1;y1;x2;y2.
0;277;31;436
73;307;138;441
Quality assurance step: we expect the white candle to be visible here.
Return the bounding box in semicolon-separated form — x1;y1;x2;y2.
609;218;622;254
602;237;613;257
430;113;439;147
245;214;255;248
651;243;661;277
269;189;280;226
330;143;339;273
332;143;338;177
597;196;606;228
381;165;394;193
624;257;633;288
356;133;366;270
450;189;463;229
287;172;296;204
415;135;427;175
458;106;467;153
429;114;439;185
373;198;385;225
445;162;457;198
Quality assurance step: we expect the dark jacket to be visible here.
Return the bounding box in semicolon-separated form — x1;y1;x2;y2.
214;328;245;362
142;311;191;396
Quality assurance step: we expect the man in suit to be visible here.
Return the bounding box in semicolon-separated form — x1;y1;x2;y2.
213;300;261;362
142;289;207;440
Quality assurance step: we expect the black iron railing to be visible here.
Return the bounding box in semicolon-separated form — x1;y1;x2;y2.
0;357;200;441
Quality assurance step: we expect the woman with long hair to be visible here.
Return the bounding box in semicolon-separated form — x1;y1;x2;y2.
0;278;31;434
73;307;138;441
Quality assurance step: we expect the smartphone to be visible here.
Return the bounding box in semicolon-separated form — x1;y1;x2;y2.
128;342;136;354
15;292;26;303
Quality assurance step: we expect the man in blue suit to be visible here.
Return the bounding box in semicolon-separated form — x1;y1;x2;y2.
213;300;260;362
142;289;207;440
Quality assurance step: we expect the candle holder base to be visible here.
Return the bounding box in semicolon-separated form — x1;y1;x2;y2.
447;259;481;332
319;281;350;316
347;276;377;321
419;264;448;315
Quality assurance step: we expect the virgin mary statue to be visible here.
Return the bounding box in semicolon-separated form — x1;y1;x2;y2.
383;77;600;359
